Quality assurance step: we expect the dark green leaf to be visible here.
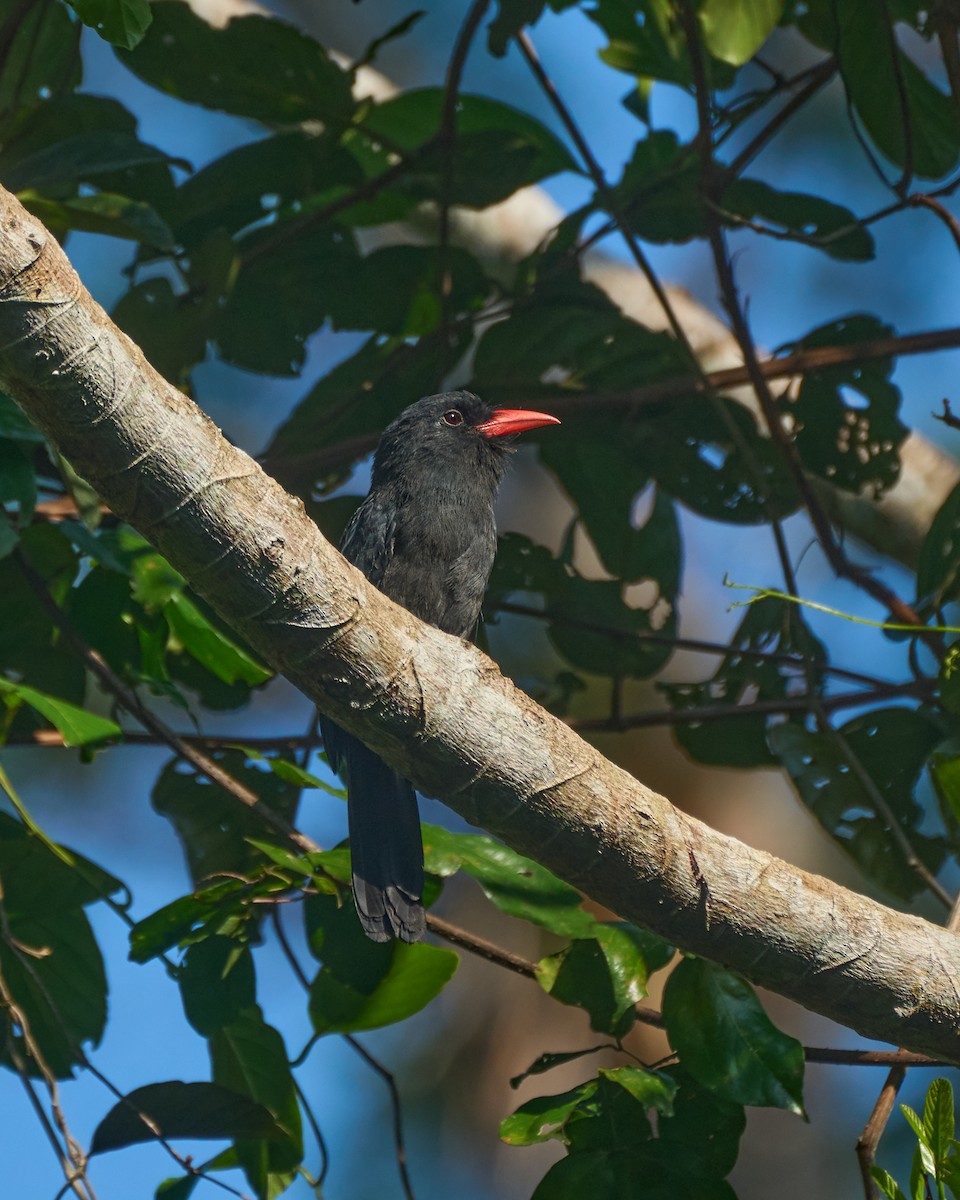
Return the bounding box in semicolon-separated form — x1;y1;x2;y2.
658;1067;746;1178
780;315;906;495
179;939;257;1036
538;923;672;1035
0;1;81;118
722;177;873;261
5;132;186;193
327;244;491;337
641;396;800;523
152;752;299;882
155;1176;199;1200
66;0;151;49
172;130;364;249
510;1046;610;1089
112;279;209;386
129;878;265;963
215;223;359;376
118;2;355;126
660;596;827;767
769;708;946;900
363;89;578;204
917;479;960;609
306;892;457;1033
662;957;805;1114
209;1005;303;1192
20;189;174;248
90;1081;284;1154
488;0;546;56
0;906;107;1078
799;1;960;179
0;437;36;526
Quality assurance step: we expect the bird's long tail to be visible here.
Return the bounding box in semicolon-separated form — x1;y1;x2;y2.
345;738;426;943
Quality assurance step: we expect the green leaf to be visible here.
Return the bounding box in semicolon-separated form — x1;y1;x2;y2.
90;1082;284;1153
769;708;946;900
510;1046;610;1089
306;892;457;1033
779;315;906;495
658;1067;746;1178
537;923;673;1035
112;278;210;386
6;131;186;193
0;437;36;526
210;1006;304;1191
0;803;118;1106
488;0;547;56
171;129;363;249
0;1;81;117
151;751;298;882
500;1080;599;1145
662;957;805;1114
66;0;151;49
164;593;271;687
215;223;359;376
699;0;784;66
422;824;596;936
0;678;121;746
179;939;257;1037
722;177;873;261
661;596;827;767
918;480;960;610
871;1166;909;1200
20;189;174;249
155;1176;199;1200
118;2;355;125
598;1066;677;1115
799;1;960;179
923;1078;955;1177
363;89;578;204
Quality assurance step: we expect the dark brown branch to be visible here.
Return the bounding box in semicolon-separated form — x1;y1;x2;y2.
569;681;928;734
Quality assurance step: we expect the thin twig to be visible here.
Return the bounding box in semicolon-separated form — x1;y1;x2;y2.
344;1036;417;1200
515;30;700;369
437;0;492;347
727;56;837;177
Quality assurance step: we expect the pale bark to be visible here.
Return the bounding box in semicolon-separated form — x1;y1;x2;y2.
0;191;958;1061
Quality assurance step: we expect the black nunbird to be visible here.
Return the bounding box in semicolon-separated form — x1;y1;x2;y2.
320;391;559;942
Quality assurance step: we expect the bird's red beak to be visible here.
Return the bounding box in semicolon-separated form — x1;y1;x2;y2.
475;408;561;438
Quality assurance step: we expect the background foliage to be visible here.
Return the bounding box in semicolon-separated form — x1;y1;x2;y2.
2;0;960;1197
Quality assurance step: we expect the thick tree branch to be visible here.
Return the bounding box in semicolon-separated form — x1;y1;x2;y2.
1;190;959;1061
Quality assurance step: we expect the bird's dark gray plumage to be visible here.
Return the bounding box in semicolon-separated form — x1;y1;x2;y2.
320;390;559;942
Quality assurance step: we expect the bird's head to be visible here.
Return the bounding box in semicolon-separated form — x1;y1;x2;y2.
371;391;560;488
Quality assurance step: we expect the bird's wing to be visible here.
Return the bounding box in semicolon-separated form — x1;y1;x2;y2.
339;490;396;587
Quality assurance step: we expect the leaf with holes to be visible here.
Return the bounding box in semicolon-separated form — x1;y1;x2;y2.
779;315;907;495
769;707;946;900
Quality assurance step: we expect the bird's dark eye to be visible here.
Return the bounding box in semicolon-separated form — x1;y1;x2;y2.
441;409;464;427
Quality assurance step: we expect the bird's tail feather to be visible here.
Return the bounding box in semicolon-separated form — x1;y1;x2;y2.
346;740;425;943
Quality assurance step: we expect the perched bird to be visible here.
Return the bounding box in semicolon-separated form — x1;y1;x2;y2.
321;391;560;942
